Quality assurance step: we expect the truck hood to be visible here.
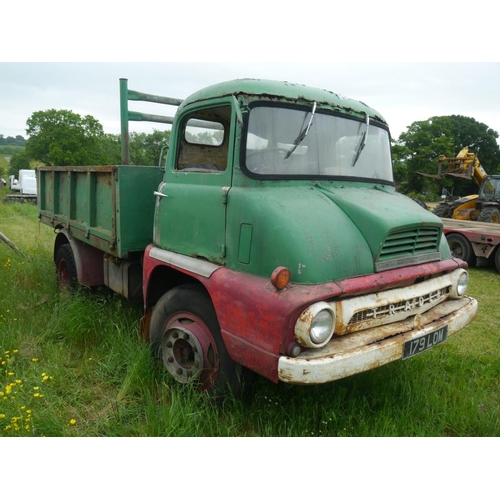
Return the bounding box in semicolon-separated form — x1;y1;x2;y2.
227;183;445;284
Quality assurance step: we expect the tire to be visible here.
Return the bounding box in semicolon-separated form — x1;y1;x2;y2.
433;203;452;218
149;284;248;399
55;244;78;290
477;207;500;224
446;233;475;266
495;248;500;274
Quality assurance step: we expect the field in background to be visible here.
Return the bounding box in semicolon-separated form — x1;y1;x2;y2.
1;202;499;437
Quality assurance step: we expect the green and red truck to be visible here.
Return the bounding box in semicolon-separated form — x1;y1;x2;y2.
37;78;478;397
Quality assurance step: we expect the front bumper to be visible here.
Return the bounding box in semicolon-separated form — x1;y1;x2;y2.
278;296;478;385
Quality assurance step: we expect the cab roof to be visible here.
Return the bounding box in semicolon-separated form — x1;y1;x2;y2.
180;78;387;124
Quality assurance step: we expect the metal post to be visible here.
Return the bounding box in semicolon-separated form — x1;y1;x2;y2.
119;78;130;165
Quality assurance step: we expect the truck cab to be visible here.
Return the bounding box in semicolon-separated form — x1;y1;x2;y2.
141;80;477;395
39;78;478;398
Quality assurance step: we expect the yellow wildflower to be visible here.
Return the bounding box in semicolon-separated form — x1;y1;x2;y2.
69;419;77;425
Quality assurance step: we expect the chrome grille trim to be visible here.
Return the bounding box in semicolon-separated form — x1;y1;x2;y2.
348;286;450;325
329;270;463;335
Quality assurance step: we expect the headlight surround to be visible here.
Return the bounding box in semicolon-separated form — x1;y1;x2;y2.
295;302;335;348
450;269;469;298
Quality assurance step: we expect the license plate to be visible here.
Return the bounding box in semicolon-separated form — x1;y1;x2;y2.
402;326;448;360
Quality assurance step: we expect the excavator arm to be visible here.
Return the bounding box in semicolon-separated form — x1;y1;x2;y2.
418;147;488;187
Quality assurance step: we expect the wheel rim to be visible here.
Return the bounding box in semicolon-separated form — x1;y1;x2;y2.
161;312;220;390
449;241;464;259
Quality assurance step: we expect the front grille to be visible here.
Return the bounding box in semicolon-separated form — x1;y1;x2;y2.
348;286;450;325
380;227;440;259
375;226;441;272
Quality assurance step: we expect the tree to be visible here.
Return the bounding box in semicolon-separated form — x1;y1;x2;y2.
99;130;171;166
393;115;500;196
391;140;411;188
100;133;122;164
128;129;171;166
25;109;110;166
9;151;31;177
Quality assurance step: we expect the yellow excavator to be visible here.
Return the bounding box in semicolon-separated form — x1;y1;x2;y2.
419;147;500;224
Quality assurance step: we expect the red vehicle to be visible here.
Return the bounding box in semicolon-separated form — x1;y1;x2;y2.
443;217;500;272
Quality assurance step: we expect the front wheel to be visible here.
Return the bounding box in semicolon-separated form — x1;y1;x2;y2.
149;284;247;398
433;203;452;218
494;248;500;274
446;233;475;266
478;207;500;224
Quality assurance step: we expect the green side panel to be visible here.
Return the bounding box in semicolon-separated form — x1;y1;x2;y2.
93;171;114;236
154;180;227;263
116;166;163;256
238;223;253;264
38;165;162;258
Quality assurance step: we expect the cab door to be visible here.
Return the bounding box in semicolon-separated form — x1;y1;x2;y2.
154;99;235;264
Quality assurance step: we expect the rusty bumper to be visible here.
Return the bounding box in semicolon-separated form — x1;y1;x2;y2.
278;296;478;385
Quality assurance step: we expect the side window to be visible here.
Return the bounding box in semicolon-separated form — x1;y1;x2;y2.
176;105;230;172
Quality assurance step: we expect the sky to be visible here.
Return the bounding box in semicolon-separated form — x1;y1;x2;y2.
2;1;499;148
1;62;499;146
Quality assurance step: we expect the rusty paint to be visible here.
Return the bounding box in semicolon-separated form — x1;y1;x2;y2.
142;244;473;384
278;296;478;385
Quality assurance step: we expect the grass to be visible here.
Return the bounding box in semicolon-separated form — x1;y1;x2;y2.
0;157;9;182
1;202;499;437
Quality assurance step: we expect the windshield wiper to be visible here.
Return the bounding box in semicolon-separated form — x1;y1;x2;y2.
284;101;317;159
351;113;370;167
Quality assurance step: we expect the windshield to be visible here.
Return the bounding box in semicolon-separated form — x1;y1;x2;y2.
479;177;500;199
245;105;393;182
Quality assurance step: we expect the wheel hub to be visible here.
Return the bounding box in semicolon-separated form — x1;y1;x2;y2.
161;326;204;383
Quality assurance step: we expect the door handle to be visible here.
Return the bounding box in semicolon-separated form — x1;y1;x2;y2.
154;191;169;198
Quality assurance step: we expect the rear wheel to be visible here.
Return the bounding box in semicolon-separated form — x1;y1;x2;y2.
149;284;248;399
446;233;475;266
495;248;500;273
478;207;500;224
433;203;452;218
55;244;78;290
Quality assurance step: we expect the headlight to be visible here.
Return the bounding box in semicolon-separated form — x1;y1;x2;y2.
450;269;468;298
295;302;335;348
310;310;334;344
